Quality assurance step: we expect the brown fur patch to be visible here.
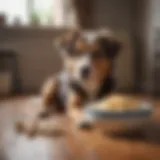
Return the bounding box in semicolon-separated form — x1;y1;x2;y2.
93;57;111;82
40;76;65;116
67;90;85;109
75;39;99;54
41;76;59;107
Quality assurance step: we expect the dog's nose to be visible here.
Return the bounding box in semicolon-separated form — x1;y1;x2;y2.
81;66;90;79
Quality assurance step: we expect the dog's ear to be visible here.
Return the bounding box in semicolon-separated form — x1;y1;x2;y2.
98;37;122;59
97;29;122;59
54;30;80;55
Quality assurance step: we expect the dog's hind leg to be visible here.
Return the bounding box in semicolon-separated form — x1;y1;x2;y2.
39;76;64;118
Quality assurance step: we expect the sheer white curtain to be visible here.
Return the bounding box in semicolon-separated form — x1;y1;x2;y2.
0;0;28;25
52;0;77;27
0;0;76;27
33;0;53;25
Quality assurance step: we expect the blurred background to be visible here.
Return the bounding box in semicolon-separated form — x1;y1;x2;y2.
0;0;159;96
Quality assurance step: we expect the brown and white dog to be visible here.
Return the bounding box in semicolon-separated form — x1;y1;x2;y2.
40;29;121;117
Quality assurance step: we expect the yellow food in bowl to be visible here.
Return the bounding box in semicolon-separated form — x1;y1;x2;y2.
95;95;138;111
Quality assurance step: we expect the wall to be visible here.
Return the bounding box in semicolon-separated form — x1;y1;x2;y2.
0;28;63;92
93;0;132;32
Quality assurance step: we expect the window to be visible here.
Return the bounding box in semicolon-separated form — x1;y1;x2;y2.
0;0;28;25
0;0;75;27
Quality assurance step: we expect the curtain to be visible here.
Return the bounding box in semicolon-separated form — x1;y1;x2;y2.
72;0;93;29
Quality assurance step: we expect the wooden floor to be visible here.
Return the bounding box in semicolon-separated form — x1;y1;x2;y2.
0;95;160;160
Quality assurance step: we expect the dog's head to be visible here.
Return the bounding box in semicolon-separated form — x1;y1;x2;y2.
55;29;121;86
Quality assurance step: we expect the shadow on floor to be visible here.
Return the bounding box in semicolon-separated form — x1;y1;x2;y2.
107;120;160;144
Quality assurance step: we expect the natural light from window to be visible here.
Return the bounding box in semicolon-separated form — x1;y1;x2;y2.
0;0;28;25
0;0;73;27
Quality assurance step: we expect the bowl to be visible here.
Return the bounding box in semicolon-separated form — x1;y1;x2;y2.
79;101;153;132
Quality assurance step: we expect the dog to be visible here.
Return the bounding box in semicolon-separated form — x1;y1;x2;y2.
40;29;122;118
